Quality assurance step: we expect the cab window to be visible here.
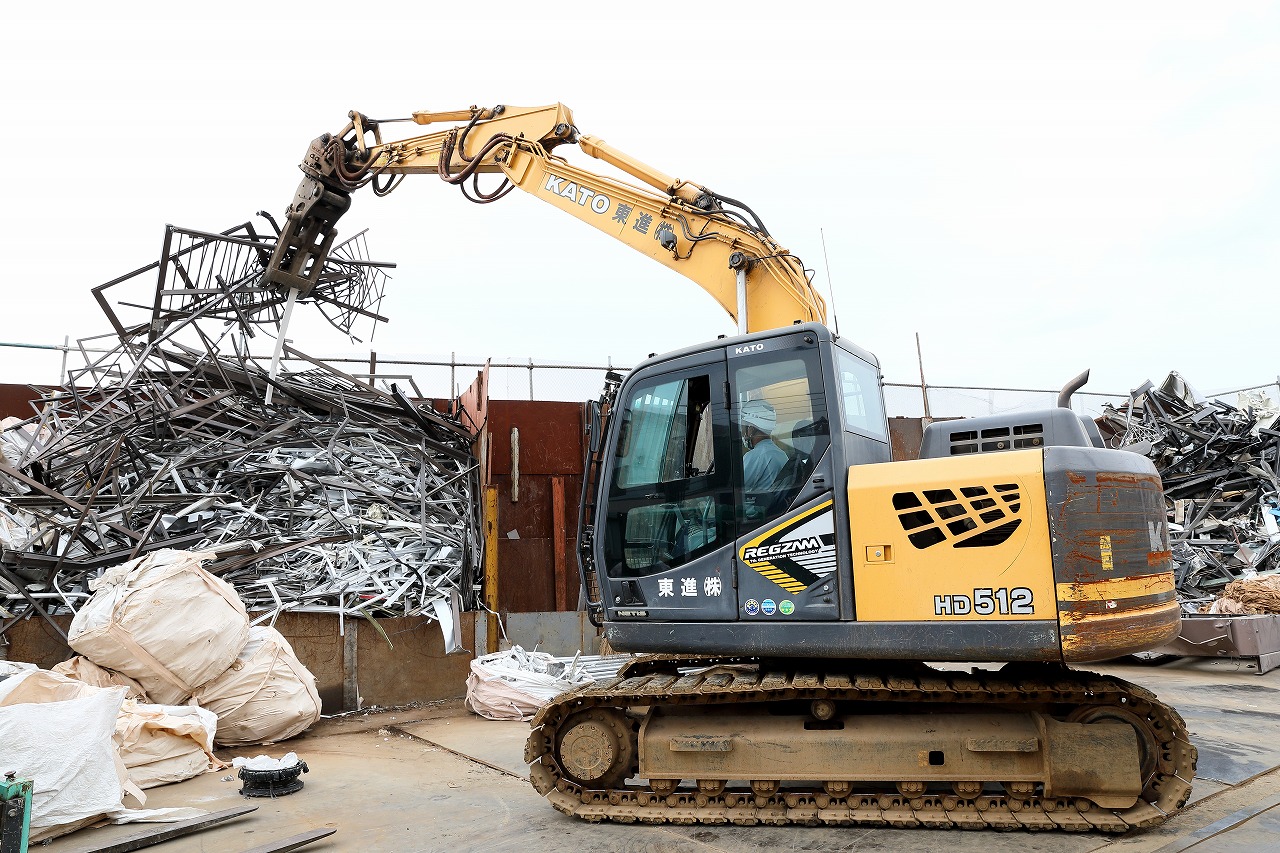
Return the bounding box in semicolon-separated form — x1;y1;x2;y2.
606;370;730;578
732;353;830;524
835;349;887;440
615;375;713;488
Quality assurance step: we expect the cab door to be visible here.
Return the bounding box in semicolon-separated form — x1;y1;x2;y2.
729;334;840;621
600;353;739;621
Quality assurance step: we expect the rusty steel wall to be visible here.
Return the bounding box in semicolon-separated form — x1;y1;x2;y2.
3;611;476;712
888;417;925;461
888;416;962;461
486;400;586;613
0;383;49;419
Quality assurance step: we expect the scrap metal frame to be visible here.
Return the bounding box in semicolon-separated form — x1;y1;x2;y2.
0;217;482;641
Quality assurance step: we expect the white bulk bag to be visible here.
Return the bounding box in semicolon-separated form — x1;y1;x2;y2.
0;665;102;706
192;626;321;745
52;655;149;701
0;679;130;839
464;646;594;722
68;549;249;704
115;701;222;789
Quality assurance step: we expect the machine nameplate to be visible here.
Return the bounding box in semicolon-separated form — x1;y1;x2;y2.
934;587;1035;617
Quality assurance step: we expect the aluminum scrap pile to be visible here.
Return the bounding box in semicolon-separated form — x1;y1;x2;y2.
545;653;632;684
0;219;481;635
1096;372;1280;611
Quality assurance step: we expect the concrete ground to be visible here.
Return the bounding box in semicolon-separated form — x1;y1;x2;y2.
43;657;1280;853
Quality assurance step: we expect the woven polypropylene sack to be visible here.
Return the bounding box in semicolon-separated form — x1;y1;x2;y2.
192;626;322;745
0;678;128;836
68;549;249;705
53;655;149;702
114;701;221;789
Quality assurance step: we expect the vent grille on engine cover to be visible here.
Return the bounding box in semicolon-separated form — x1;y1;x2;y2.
947;424;1044;455
893;483;1022;549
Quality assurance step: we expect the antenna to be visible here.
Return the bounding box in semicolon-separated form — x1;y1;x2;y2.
819;228;840;334
916;332;932;421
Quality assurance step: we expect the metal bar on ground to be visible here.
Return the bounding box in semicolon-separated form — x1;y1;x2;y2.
59;806;257;853
237;827;337;853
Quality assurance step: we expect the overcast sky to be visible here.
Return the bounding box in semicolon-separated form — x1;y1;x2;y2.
1;2;1276;403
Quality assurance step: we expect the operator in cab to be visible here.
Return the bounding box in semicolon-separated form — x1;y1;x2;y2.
741;399;787;494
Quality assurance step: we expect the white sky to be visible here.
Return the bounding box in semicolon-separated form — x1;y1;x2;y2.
1;1;1277;401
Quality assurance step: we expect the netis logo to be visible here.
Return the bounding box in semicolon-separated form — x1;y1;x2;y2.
742;536;823;563
733;344;765;355
543;174;611;214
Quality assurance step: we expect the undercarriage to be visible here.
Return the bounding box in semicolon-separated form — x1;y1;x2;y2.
526;656;1197;832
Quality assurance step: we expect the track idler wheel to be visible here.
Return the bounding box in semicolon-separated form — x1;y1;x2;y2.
1067;705;1160;786
554;708;635;789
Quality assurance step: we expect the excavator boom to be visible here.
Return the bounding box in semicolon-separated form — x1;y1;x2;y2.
264;104;826;334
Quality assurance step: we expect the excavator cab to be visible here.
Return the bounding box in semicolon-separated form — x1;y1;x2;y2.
585;322;889;629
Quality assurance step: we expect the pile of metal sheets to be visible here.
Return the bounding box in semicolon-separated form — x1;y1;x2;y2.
1097;373;1280;611
0;220;481;639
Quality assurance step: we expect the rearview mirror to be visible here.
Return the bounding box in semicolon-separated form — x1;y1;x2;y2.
587;400;604;455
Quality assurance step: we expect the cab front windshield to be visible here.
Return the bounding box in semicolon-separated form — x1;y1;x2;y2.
606;372;725;578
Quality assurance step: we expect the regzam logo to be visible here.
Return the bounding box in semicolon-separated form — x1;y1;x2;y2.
742;536;823;564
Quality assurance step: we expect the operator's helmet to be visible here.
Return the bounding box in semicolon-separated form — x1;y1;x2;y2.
741;399;777;435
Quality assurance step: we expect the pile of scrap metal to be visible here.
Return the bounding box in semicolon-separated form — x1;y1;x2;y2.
1096;372;1280;614
0;219;481;649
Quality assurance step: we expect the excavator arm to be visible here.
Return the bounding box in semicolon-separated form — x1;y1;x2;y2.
263;104;826;333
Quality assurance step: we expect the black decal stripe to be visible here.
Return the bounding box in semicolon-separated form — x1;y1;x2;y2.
771;556;821;588
1056;589;1177;615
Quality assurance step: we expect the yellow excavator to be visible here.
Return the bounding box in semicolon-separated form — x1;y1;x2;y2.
264;103;1195;833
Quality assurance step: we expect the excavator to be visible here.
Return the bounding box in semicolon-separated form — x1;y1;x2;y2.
263;103;1195;832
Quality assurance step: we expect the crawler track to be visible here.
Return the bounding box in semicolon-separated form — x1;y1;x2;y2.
526;657;1196;832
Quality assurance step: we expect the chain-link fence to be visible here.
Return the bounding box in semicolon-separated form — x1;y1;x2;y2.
0;344;621;406
885;383;1133;420
2;342;1276;421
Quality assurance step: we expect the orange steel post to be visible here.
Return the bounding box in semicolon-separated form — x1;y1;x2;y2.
552;476;568;611
483;485;500;654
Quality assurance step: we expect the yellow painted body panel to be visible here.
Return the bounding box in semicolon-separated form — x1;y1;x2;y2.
849;451;1056;622
1055;573;1174;610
